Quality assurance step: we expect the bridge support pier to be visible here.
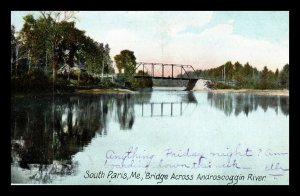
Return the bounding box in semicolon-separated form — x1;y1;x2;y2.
185;79;198;91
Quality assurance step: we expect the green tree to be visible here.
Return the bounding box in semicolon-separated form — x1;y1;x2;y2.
81;38;104;74
114;50;137;84
79;36;98;73
113;50;137;88
279;64;289;89
233;61;243;82
79;37;114;77
11;25;16;74
58;21;85;80
275;68;279;79
39;11;77;81
19;15;36;73
18;12;78;81
224;61;234;81
243;63;252;78
103;44;114;74
259;66;270;89
132;71;153;88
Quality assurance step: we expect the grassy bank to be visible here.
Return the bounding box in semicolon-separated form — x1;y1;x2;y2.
208;89;289;96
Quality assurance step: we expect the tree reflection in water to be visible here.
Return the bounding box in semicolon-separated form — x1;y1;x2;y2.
11;91;289;183
207;92;289;116
184;92;198;104
11;93;151;183
116;94;135;130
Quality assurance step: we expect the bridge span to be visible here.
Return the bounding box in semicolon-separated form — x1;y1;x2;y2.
134;62;205;90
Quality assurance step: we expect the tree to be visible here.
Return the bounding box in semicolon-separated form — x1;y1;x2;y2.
261;66;269;78
19;15;36;73
132;71;153;88
19;14;57;73
114;50;136;74
11;25;16;74
243;62;252;77
233;61;243;82
79;36;97;73
13;19;36;76
114;50;137;87
258;66;270;89
81;38;103;74
275;68;279;79
279;64;289;89
13;11;118;91
39;11;77;82
19;12;82;81
103;44;114;74
79;36;114;77
59;21;85;80
224;61;234;81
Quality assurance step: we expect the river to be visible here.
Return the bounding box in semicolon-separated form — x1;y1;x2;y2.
11;88;289;185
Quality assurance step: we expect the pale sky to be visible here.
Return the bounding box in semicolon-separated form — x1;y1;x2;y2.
11;11;289;71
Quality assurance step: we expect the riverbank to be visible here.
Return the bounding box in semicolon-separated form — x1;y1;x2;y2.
11;88;136;100
190;79;289;96
73;88;290;96
207;89;289;96
75;88;136;94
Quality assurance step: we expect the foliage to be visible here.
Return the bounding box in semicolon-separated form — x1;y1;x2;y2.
114;50;137;86
81;39;113;75
114;50;137;75
131;71;153;89
11;68;52;93
15;12;113;78
182;61;288;90
279;64;289;89
212;82;231;89
12;12;115;93
12;13;289;92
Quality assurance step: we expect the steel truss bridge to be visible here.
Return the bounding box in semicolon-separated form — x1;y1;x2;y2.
134;62;199;80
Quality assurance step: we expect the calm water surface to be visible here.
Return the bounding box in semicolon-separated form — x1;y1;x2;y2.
11;88;289;184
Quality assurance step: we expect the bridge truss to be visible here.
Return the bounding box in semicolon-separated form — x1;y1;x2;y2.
135;62;199;80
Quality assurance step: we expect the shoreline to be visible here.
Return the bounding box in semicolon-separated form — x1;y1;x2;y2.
75;88;136;94
206;89;289;96
11;88;136;99
12;88;289;98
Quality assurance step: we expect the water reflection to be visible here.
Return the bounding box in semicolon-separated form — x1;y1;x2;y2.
11;91;289;183
12;92;197;183
11;93;150;183
184;92;198;103
116;94;135;130
207;92;289;116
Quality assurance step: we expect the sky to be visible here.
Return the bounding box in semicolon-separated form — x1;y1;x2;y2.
11;11;289;71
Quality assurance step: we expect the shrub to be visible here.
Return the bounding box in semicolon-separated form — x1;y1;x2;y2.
212;82;231;89
11;68;52;93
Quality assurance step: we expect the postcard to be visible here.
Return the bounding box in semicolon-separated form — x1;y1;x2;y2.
11;11;289;185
